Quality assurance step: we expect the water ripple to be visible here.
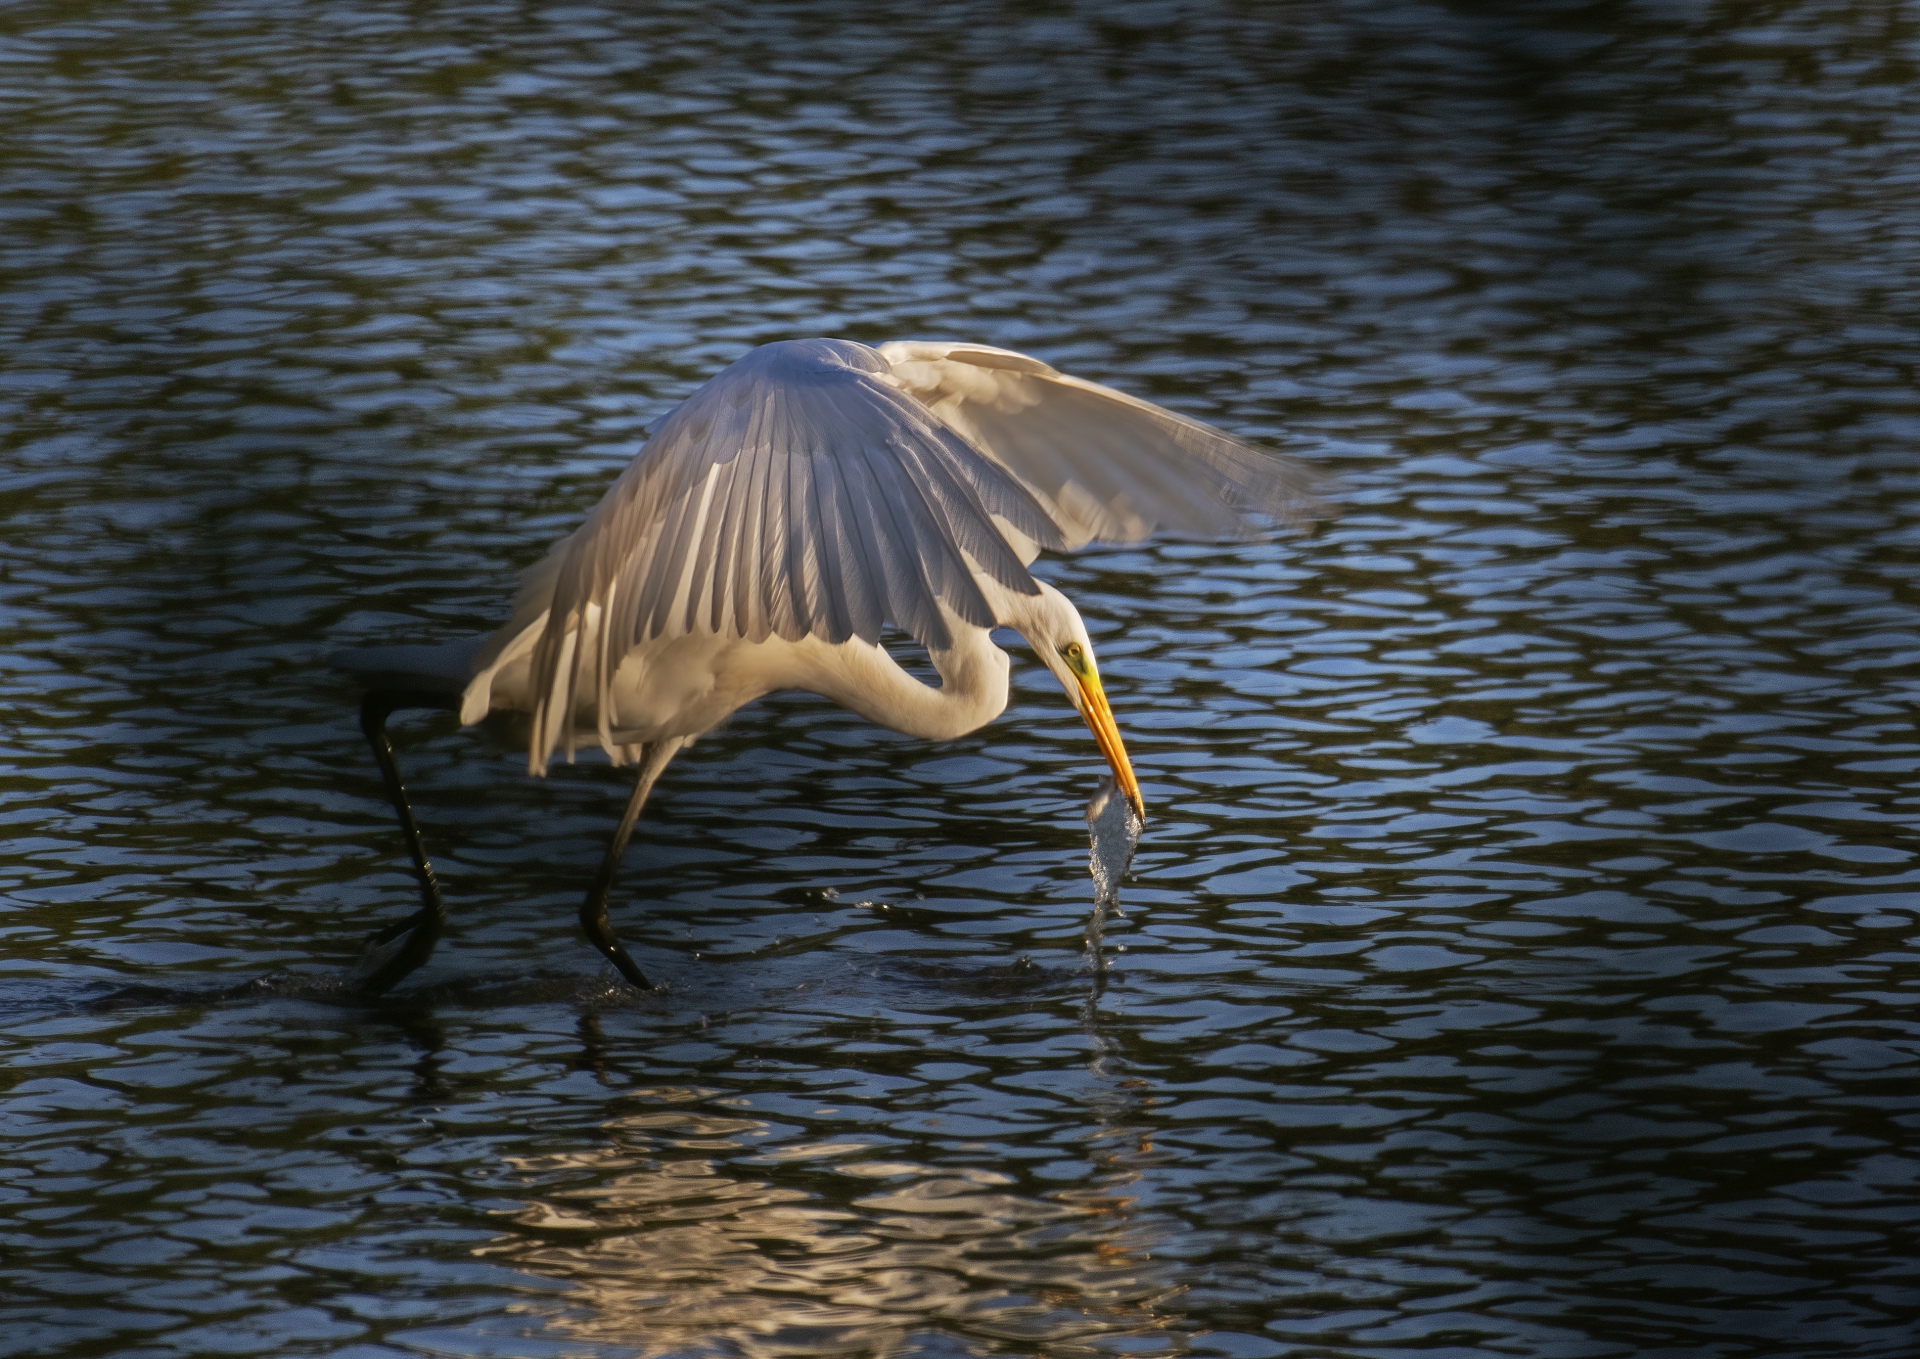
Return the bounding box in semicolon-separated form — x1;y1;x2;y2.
6;0;1920;1355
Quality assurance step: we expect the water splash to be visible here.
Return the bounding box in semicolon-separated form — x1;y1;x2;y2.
1083;776;1143;969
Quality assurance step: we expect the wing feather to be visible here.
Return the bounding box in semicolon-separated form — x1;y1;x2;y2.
805;431;856;644
724;391;776;635
877;340;1325;556
786;416;828;639
813;400;888;643
850;434;962;645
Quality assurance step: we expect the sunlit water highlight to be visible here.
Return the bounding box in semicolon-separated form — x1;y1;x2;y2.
4;3;1920;1357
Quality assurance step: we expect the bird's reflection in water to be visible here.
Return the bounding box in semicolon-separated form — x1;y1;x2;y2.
478;1081;1182;1354
572;1010;630;1089
473;780;1171;1354
1074;880;1161;1279
373;1002;451;1103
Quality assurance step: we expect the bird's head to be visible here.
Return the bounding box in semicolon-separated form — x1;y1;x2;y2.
1022;583;1145;822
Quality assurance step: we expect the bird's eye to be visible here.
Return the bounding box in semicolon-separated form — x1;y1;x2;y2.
1062;643;1082;660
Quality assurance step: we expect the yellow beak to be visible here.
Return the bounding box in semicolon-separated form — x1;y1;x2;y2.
1076;671;1144;822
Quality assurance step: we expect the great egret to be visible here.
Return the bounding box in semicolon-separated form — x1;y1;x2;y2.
333;338;1319;993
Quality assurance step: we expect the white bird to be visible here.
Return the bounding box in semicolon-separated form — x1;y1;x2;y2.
333;338;1320;993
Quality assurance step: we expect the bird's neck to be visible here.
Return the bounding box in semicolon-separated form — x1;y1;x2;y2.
808;623;1009;742
788;579;1078;743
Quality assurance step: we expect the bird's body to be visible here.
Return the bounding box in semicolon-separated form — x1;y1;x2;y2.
334;337;1317;992
466;563;1024;750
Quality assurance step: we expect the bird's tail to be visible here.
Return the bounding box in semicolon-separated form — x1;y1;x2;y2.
328;637;486;704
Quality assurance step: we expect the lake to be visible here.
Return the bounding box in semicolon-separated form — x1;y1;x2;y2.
4;2;1919;1355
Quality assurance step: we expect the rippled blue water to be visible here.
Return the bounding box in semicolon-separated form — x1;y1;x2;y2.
5;3;1920;1356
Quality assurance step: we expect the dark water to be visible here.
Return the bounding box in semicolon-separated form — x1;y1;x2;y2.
5;2;1920;1355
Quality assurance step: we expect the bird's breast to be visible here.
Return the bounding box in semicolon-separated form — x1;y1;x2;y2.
604;633;742;740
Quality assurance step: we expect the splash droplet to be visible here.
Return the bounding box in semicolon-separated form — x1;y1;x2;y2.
1084;775;1143;964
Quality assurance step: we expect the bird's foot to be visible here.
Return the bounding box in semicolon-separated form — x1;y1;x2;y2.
354;908;439;996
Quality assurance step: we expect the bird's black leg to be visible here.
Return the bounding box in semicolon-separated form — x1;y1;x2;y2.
580;736;685;989
357;688;456;996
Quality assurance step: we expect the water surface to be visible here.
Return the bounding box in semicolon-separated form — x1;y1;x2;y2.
5;3;1920;1356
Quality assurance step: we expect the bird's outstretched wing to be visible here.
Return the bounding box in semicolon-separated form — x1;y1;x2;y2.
495;339;1069;761
486;337;1322;769
542;339;1064;653
877;340;1324;558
